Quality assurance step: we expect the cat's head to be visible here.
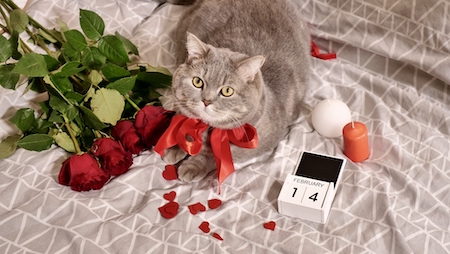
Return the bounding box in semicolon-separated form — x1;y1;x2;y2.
172;33;265;129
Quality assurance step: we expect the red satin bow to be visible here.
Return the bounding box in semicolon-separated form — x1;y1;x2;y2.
311;40;336;60
154;115;258;193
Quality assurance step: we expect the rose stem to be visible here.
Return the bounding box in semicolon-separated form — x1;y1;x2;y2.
0;3;12;32
4;0;64;44
63;115;82;154
0;2;46;55
124;94;141;112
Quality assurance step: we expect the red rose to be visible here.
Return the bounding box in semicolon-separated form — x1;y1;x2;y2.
111;120;146;154
158;201;179;219
58;153;110;192
91;138;133;176
134;105;175;148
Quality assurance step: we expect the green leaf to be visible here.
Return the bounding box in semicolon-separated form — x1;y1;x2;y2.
64;29;87;51
48;91;70;113
0;134;22;159
49;74;74;94
10;9;29;33
79;105;107;130
145;65;172;76
88;70;103;86
64;105;79;122
16;134;54;151
115;32;139;55
0;65;20;90
61;43;80;62
38;28;57;43
57;61;86;77
82;47;106;70
30;118;54;134
98;35;130;66
9;108;35;133
70;122;82;136
43;55;60;71
90;88;125;125
80;127;95;151
65;91;84;104
137;72;172;88
101;63;130;81
39;101;51;116
53;132;77;153
79;9;105;41
9;31;21;60
0;34;12;62
106;76;136;95
47;28;65;44
12;53;48;77
27;77;46;93
48;110;64;123
62;62;86;76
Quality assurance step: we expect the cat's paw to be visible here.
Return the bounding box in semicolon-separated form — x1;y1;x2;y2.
177;162;212;182
162;147;187;164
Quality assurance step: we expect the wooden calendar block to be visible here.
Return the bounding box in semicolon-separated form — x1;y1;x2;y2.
277;151;346;224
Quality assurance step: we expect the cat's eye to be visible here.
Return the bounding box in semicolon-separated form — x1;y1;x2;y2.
192;77;204;88
220;86;234;97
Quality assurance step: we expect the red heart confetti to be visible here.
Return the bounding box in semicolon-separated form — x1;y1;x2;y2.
263;221;276;231
162;164;178;180
212;232;223;241
207;199;222;210
188;202;206;215
163;191;176;202
158;201;179;219
199;221;210;233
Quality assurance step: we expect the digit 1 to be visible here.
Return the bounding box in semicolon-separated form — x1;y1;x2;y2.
292;187;298;197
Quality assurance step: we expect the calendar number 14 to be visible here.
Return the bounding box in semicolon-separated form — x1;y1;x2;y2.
292;187;318;202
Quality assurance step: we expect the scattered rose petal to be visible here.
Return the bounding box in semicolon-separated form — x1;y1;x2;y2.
212;232;223;241
188;202;206;215
207;199;222;210
199;221;210;233
158;201;179;219
162;164;178;180
163;191;176;202
263;221;276;231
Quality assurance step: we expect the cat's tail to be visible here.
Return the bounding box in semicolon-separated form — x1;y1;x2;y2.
155;0;196;5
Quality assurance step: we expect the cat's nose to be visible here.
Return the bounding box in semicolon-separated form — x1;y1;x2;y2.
202;100;211;106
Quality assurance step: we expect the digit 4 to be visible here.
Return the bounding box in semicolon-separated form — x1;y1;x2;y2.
309;192;318;202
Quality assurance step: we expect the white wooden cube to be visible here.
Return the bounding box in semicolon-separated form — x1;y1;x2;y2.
277;152;346;224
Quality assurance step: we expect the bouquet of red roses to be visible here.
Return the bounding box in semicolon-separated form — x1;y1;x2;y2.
0;0;174;191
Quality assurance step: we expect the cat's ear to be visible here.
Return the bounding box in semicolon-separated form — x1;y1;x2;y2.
236;56;265;83
186;32;207;62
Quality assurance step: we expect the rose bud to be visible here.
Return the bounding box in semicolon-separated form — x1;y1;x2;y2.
111;120;146;154
58;153;110;192
91;138;133;176
134;105;175;148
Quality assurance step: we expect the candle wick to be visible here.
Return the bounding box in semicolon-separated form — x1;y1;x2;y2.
352;121;355;129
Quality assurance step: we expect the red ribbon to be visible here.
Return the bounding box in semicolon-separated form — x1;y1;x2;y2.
154;115;258;193
311;40;337;60
154;115;208;156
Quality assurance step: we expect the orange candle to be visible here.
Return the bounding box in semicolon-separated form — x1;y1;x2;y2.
342;122;370;162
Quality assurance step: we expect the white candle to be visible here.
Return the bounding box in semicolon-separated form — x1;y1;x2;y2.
311;99;352;138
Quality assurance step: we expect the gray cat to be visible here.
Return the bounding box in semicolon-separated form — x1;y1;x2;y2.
160;0;310;182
